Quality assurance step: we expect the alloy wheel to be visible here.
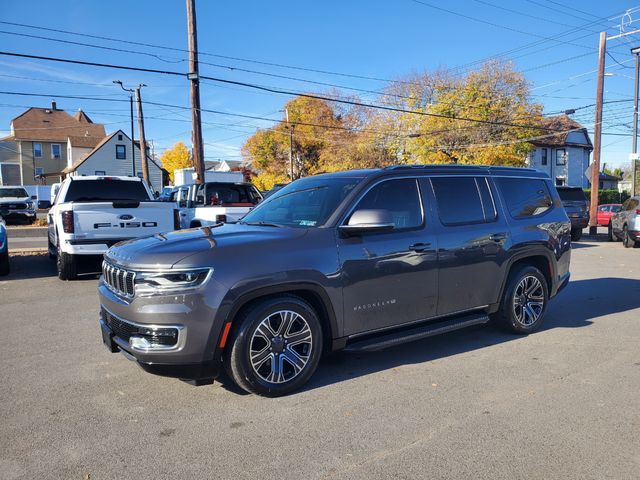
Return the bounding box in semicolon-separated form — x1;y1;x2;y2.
249;310;313;384
512;275;545;327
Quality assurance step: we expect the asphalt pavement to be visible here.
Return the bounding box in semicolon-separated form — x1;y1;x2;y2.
0;238;639;479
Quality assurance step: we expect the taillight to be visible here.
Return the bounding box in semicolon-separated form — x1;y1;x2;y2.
62;211;74;233
636;209;640;215
173;209;180;230
215;214;227;223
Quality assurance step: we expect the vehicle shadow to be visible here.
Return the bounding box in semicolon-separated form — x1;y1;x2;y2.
3;253;101;280
570;242;597;249
301;277;640;393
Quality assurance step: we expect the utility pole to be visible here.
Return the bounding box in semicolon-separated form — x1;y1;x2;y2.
285;108;294;181
589;31;606;235
113;80;136;176
632;47;640;196
135;84;149;185
186;0;205;185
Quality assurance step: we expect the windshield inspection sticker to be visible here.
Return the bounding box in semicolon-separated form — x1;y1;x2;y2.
299;220;317;226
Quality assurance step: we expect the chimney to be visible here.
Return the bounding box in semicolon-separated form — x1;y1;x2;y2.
51;101;57;110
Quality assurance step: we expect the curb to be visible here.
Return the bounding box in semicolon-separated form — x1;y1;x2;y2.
6;227;48;238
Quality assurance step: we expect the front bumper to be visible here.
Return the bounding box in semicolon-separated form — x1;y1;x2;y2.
0;209;35;223
98;276;229;380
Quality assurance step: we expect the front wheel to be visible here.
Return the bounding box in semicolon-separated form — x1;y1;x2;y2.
225;295;323;397
570;228;582;241
496;265;548;334
0;251;9;276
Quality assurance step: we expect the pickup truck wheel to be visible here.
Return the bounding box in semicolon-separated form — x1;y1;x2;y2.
497;265;548;334
0;251;9;276
570;228;582;241
224;295;323;397
56;244;77;280
47;239;56;259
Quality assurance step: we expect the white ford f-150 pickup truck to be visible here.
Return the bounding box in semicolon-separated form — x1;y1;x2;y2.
48;176;177;280
174;181;263;228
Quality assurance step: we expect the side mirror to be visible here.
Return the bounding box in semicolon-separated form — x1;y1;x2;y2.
339;209;395;236
38;200;52;209
31;195;38;200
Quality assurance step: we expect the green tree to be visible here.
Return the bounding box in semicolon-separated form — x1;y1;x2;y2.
160;142;192;183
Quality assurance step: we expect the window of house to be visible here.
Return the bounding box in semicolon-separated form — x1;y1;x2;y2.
51;144;61;159
117;134;123;141
556;149;567;166
33;143;42;158
353;178;423;229
541;148;548;166
497;178;553;219
94;170;106;176
431;176;496;226
116;144;126;159
555;177;566;186
34;167;44;177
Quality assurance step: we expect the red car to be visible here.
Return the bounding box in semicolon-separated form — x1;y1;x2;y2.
597;203;622;226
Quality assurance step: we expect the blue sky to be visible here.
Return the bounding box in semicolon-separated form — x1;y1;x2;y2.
1;0;639;170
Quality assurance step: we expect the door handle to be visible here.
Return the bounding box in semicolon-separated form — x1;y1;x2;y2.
409;242;431;252
489;232;507;242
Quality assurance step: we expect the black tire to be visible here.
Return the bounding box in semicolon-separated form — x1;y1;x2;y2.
190;221;202;228
57;243;77;280
496;265;548;334
623;225;635;248
608;222;616;242
47;238;56;260
570;228;582;242
0;251;9;276
224;295;323;397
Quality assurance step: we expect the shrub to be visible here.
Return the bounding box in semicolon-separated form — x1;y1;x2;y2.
583;189;629;205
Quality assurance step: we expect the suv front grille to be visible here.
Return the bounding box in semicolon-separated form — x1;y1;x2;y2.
102;261;135;298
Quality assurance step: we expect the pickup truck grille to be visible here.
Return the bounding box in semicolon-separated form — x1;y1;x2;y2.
0;202;27;210
102;261;135;297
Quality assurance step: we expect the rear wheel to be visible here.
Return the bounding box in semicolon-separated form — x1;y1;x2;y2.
570;228;582;241
496;265;548;334
225;295;323;397
57;243;77;280
623;225;637;248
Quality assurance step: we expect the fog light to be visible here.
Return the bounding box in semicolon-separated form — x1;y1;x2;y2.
129;336;151;350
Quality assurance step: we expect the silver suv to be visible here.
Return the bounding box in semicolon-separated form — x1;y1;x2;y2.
610;196;640;248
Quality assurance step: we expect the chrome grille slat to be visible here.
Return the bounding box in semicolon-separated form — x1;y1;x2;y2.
102;261;135;298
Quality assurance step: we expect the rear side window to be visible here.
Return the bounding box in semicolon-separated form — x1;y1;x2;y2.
354;178;423;229
430;176;496;226
497;178;553;219
64;180;149;202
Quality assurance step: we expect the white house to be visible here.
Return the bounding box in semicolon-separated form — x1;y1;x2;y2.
63;129;164;192
527;115;593;188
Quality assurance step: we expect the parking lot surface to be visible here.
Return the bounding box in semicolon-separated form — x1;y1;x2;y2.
1;239;639;479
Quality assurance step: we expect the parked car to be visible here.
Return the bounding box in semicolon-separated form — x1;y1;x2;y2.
597;203;622;227
98;165;571;396
262;183;288;199
609;196;640;247
156;186;177;202
556;186;589;241
0;186;37;225
176;181;262;228
0;216;9;276
48;175;179;280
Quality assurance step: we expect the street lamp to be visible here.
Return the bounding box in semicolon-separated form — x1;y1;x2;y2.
113;80;136;177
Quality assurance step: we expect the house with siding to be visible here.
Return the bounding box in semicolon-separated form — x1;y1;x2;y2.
63;129;164;192
0;102;105;185
527;115;593;188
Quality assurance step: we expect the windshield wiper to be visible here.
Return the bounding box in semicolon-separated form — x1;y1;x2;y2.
242;221;282;227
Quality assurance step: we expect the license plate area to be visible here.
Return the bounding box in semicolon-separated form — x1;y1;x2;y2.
101;321;119;353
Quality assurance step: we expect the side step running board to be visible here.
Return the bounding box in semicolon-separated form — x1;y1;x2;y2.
344;313;490;353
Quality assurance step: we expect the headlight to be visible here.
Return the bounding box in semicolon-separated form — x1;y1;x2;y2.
26;201;34;209
134;268;212;295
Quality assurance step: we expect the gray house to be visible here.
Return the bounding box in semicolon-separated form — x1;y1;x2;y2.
527;115;593;188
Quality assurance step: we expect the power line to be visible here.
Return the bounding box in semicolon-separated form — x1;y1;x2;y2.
0;52;556;132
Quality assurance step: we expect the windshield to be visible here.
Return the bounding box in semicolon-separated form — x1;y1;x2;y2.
0;187;28;198
557;188;587;202
240;176;362;228
65;179;150;202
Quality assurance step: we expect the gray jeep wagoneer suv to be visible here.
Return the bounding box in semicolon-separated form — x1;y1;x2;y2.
99;165;571;396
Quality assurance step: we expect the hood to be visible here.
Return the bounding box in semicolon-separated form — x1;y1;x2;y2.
0;196;30;203
104;223;306;270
